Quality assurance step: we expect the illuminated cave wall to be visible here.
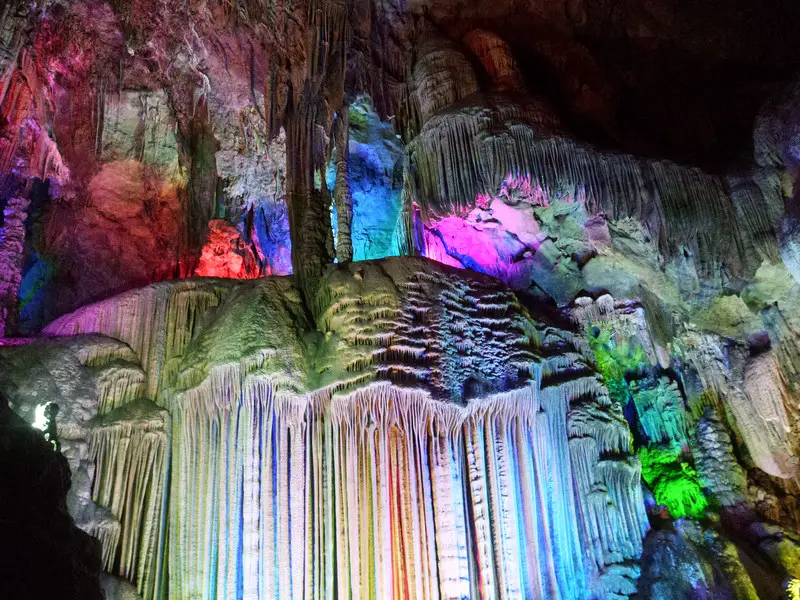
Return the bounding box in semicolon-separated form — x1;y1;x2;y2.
4;0;800;599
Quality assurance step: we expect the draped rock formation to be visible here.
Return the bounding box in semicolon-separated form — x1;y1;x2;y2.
2;259;648;599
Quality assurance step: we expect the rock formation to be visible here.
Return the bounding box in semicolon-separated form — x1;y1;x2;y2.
3;0;800;598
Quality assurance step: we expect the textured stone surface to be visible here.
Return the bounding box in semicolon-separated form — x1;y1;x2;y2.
3;1;800;598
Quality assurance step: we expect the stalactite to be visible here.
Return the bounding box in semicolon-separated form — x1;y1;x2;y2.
333;106;354;262
182;97;220;255
89;400;170;600
0;196;30;337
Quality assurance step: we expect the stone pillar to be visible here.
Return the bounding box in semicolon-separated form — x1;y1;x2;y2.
333;106;354;262
0;196;30;337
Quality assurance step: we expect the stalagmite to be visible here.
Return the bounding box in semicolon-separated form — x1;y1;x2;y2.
0;196;30;337
333;107;354;262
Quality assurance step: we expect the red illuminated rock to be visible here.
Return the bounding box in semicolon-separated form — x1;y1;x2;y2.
195;219;259;280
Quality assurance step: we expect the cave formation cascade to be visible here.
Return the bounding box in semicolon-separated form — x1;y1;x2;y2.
3;1;800;599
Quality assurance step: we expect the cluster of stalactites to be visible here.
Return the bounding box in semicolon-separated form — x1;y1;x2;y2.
403;29;782;280
95;363;148;415
162;329;647;600
558;377;649;598
169;358;596;600
37;264;650;598
89;404;170;600
156;269;648;599
1;48;69;183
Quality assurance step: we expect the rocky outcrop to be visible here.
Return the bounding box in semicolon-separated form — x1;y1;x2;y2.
195;219;260;280
637;520;768;600
0;335;167;599
4;1;800;598
0;400;103;600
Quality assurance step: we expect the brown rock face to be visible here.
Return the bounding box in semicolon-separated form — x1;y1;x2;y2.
41;160;182;316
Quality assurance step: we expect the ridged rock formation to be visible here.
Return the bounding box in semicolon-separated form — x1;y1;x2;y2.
679;332;799;481
693;405;748;507
2;259;648;599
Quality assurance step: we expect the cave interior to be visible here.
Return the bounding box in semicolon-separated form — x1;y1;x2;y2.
4;1;800;599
